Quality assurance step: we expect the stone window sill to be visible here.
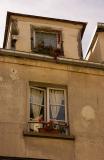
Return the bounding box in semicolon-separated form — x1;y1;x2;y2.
23;131;75;140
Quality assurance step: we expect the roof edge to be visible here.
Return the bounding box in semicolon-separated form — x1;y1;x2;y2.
85;25;98;60
7;11;87;26
85;22;104;60
0;48;104;71
3;11;87;48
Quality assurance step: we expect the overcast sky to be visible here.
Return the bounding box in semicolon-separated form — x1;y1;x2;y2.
0;0;104;57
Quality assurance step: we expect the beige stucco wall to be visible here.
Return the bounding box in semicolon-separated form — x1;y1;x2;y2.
0;51;104;159
98;32;104;61
0;55;74;160
6;15;83;60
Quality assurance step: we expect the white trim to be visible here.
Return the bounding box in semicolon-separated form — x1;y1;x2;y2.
33;29;61;49
29;86;67;123
47;88;50;122
64;89;67;123
48;87;65;91
44;90;47;121
48;87;66;122
27;83;30;122
30;86;45;91
30;86;46;121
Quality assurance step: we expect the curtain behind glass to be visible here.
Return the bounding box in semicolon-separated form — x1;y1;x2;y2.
49;89;65;121
30;88;44;120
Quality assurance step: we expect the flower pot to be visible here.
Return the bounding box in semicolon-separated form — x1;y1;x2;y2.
39;128;59;134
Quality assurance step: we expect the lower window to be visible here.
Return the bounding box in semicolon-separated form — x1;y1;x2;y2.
28;85;69;135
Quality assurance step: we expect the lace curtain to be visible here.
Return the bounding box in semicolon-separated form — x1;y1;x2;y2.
30;88;44;120
49;89;65;121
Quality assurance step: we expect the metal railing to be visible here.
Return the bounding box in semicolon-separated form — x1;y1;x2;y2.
27;120;69;135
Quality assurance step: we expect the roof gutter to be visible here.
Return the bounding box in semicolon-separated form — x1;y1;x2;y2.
3;11;87;48
0;49;104;70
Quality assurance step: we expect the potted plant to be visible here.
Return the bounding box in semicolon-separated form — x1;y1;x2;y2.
39;120;59;134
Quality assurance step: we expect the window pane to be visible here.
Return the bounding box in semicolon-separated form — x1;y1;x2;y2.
49;89;65;121
35;32;57;48
30;88;44;121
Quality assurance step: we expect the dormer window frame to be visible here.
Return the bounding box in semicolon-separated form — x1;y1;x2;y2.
31;25;64;57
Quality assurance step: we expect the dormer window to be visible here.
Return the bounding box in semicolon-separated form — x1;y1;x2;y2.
31;26;64;57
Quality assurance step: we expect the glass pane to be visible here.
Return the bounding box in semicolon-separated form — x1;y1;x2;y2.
35;32;57;48
30;88;44;121
31;88;44;105
49;89;65;121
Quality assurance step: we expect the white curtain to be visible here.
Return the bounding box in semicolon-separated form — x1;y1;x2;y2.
49;89;65;121
30;88;44;120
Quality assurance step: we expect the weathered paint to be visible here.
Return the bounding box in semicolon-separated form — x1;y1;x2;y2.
0;52;104;159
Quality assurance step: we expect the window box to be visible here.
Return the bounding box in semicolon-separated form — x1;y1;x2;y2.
27;121;69;135
33;46;54;55
39;128;59;134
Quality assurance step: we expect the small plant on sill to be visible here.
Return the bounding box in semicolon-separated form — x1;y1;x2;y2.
39;121;68;135
45;120;55;131
39;120;59;134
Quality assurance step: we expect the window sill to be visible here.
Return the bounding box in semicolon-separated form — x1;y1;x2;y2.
23;131;75;140
32;48;64;57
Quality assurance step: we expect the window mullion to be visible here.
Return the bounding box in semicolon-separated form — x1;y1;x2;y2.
47;88;50;122
44;89;46;122
64;89;67;123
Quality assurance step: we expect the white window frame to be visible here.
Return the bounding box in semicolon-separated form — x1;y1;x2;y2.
47;87;67;123
29;86;67;124
30;86;46;121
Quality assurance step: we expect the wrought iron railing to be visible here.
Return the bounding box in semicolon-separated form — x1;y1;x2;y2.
27;120;69;135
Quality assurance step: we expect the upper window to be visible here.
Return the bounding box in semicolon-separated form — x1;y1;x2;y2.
31;26;64;57
28;85;69;135
35;31;57;49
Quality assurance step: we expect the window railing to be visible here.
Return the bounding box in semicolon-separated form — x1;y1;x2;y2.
27;120;69;136
32;46;64;58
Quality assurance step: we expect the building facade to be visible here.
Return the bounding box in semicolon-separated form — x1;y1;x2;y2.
0;12;104;160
